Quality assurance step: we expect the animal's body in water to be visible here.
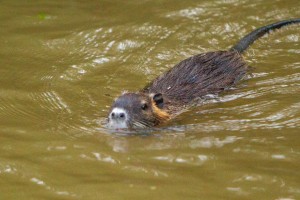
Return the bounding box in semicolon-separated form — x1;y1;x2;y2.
107;19;300;129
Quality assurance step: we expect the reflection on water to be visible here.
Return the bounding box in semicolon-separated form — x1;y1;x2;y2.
0;0;300;199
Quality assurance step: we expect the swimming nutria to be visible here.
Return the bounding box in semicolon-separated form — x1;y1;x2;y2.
107;19;300;129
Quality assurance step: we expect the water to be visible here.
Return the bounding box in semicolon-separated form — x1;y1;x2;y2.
0;0;299;199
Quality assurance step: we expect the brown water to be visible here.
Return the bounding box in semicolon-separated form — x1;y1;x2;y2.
1;0;300;199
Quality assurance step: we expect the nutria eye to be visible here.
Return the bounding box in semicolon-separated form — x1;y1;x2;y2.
141;103;148;110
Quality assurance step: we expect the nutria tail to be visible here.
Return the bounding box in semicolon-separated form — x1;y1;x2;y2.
231;18;300;53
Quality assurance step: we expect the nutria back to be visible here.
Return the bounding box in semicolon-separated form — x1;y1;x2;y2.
143;51;248;110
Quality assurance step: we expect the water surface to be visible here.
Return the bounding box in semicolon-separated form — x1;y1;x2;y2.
0;0;299;199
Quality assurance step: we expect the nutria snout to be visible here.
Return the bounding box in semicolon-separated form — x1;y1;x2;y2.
107;19;300;129
108;92;170;129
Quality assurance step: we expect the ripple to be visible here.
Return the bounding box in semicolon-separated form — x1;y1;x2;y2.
29;177;77;197
256;73;300;86
79;152;119;164
271;155;286;160
31;91;71;113
153;154;209;166
165;7;205;20
0;164;17;174
189;136;242;148
0;89;42;124
122;165;169;177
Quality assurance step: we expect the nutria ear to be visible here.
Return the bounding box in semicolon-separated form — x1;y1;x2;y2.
152;93;164;109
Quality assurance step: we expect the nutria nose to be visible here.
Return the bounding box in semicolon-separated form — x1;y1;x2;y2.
110;108;126;120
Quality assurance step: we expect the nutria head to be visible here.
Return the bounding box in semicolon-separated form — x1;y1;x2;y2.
107;92;170;129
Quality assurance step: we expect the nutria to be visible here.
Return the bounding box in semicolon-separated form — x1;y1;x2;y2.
107;19;300;129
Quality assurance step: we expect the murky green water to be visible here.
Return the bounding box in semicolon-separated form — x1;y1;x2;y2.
1;0;299;199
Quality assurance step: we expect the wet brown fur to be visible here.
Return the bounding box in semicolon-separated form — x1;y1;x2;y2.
143;51;248;115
